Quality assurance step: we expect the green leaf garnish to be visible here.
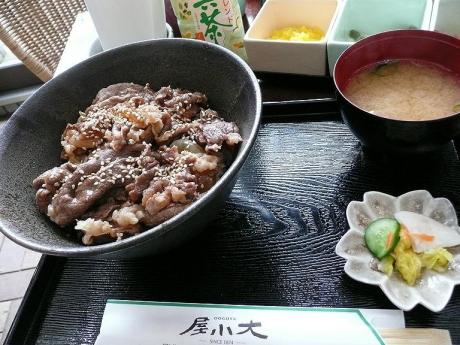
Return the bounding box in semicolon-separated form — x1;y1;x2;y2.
372;60;400;77
349;29;365;42
453;103;460;113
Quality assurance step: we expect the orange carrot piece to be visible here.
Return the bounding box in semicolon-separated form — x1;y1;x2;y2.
386;232;394;249
413;233;435;241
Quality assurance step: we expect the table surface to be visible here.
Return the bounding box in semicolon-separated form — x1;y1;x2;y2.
5;1;460;344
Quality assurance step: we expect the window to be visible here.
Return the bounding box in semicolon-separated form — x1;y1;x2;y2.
0;41;42;116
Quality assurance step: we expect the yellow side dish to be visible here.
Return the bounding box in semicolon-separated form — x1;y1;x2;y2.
269;26;324;42
394;244;423;286
380;226;453;285
421;248;453;272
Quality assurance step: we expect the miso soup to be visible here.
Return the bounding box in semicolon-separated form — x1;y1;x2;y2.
344;60;460;121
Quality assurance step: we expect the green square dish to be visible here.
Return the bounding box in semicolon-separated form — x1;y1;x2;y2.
327;0;432;75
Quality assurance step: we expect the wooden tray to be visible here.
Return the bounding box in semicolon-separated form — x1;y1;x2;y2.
5;101;460;345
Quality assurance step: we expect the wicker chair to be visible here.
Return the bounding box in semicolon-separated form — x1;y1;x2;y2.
0;0;87;81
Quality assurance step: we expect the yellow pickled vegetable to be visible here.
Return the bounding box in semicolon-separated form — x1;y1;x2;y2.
394;248;423;285
269;26;324;42
395;225;411;252
378;256;395;276
421;247;453;272
390;226;421;285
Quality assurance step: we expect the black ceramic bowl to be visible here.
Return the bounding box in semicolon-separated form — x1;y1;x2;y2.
0;39;261;258
334;30;460;155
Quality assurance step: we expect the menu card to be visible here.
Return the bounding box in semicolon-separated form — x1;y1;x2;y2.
95;300;404;345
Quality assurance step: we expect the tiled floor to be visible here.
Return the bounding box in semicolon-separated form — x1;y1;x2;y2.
0;105;40;344
0;233;41;344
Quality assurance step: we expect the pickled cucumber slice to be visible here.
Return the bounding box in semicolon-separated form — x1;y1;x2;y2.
365;218;401;259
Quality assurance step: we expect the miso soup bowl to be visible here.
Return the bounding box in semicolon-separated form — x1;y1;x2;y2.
334;30;460;155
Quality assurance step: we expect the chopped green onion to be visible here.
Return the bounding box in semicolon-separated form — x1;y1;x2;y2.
372;60;400;77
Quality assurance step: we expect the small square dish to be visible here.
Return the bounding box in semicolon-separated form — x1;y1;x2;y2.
430;0;460;38
244;0;339;76
336;190;460;312
327;0;432;74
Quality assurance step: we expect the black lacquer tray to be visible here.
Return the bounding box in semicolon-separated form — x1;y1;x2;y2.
6;83;460;344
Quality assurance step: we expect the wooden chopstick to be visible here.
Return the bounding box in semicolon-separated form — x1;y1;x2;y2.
380;328;452;345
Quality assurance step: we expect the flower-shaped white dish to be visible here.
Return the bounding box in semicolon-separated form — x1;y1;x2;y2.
336;190;460;312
